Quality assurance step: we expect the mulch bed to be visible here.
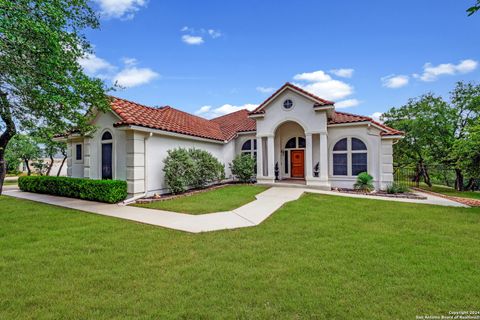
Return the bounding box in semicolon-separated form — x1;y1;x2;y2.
333;188;427;200
411;187;480;207
135;182;252;204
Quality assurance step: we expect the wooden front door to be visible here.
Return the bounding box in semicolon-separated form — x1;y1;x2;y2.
290;150;305;178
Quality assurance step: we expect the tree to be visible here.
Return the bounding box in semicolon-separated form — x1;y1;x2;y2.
467;0;480;16
32;127;67;176
382;94;455;187
383;82;480;191
449;82;480;190
4;134;41;176
0;1;110;194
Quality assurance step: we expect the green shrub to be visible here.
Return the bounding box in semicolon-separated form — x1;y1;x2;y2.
230;154;256;183
353;172;375;192
18;176;127;203
188;148;225;188
386;182;410;194
163;148;225;194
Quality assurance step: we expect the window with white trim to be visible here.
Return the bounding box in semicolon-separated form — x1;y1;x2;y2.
241;139;257;173
241;139;257;157
75;144;83;161
332;137;367;176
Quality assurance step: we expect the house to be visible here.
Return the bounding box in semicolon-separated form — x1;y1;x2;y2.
59;83;403;197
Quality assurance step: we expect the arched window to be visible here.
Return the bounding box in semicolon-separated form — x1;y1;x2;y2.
241;139;257;157
102;131;113;141
332;137;367;176
285;137;296;149
241;139;257;173
284;137;306;149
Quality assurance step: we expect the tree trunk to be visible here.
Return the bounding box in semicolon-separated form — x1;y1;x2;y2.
57;156;67;177
0;155;6;195
455;168;464;191
0;91;17;195
465;178;477;191
46;155;54;176
24;159;31;176
421;163;432;187
413;163;421;187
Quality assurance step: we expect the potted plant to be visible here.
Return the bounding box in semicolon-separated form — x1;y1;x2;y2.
274;162;279;180
313;162;319;177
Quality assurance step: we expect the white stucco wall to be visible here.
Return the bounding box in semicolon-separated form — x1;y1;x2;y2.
255;90;328;136
327;125;383;189
67;138;85;178
145;134;228;195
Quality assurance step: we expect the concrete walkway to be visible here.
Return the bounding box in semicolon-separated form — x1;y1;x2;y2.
2;186;466;233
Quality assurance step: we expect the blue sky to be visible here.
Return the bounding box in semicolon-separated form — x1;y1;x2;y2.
81;0;480;120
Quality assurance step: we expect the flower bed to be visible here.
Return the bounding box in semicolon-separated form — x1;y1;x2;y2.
332;188;427;200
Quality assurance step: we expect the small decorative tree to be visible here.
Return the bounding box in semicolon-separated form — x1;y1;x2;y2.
274;162;279;180
230;154;256;183
353;172;375;192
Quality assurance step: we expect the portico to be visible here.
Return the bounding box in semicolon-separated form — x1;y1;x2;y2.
250;84;333;189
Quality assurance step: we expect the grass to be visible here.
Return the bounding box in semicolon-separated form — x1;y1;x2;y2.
1;194;479;319
133;184;269;214
418;183;480;200
3;180;17;186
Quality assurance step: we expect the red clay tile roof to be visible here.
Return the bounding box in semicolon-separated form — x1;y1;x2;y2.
330;111;404;136
108;95;402;142
250;82;335;115
110;97;255;141
211;109;256;141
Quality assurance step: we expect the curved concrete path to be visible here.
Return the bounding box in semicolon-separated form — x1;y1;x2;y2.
2;186;466;233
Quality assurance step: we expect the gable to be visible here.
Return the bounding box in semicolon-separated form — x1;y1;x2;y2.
250;82;334;116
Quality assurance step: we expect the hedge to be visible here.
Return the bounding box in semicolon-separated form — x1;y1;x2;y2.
18;176;127;204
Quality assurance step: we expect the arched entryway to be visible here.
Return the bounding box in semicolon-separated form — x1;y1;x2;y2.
101;131;113;179
274;121;306;180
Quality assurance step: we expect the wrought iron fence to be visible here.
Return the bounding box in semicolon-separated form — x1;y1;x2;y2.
393;165;458;188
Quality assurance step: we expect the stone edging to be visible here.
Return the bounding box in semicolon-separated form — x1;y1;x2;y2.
411;187;480;207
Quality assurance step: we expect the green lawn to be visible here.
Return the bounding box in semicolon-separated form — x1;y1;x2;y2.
133;184;269;214
3;180;18;186
0;194;479;319
418;183;480;200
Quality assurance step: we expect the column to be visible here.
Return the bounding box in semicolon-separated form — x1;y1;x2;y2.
83;138;91;178
319;132;328;182
305;133;313;178
126;131;145;195
256;137;263;177
267;135;275;178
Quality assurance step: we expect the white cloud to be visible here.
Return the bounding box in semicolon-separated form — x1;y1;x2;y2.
256;86;275;94
381;74;409;88
195;106;211;115
78;53;115;75
208;29;222;39
121;57;138;66
330;68;354;78
335;99;360;109
415;59;478;82
369;112;383;123
292;70;354;101
95;0;147;19
182;34;204;45
195;103;257;119
180;27;222;45
293;70;331;82
113;67;159;88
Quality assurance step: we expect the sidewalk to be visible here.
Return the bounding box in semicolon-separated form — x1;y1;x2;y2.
2;186;466;233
